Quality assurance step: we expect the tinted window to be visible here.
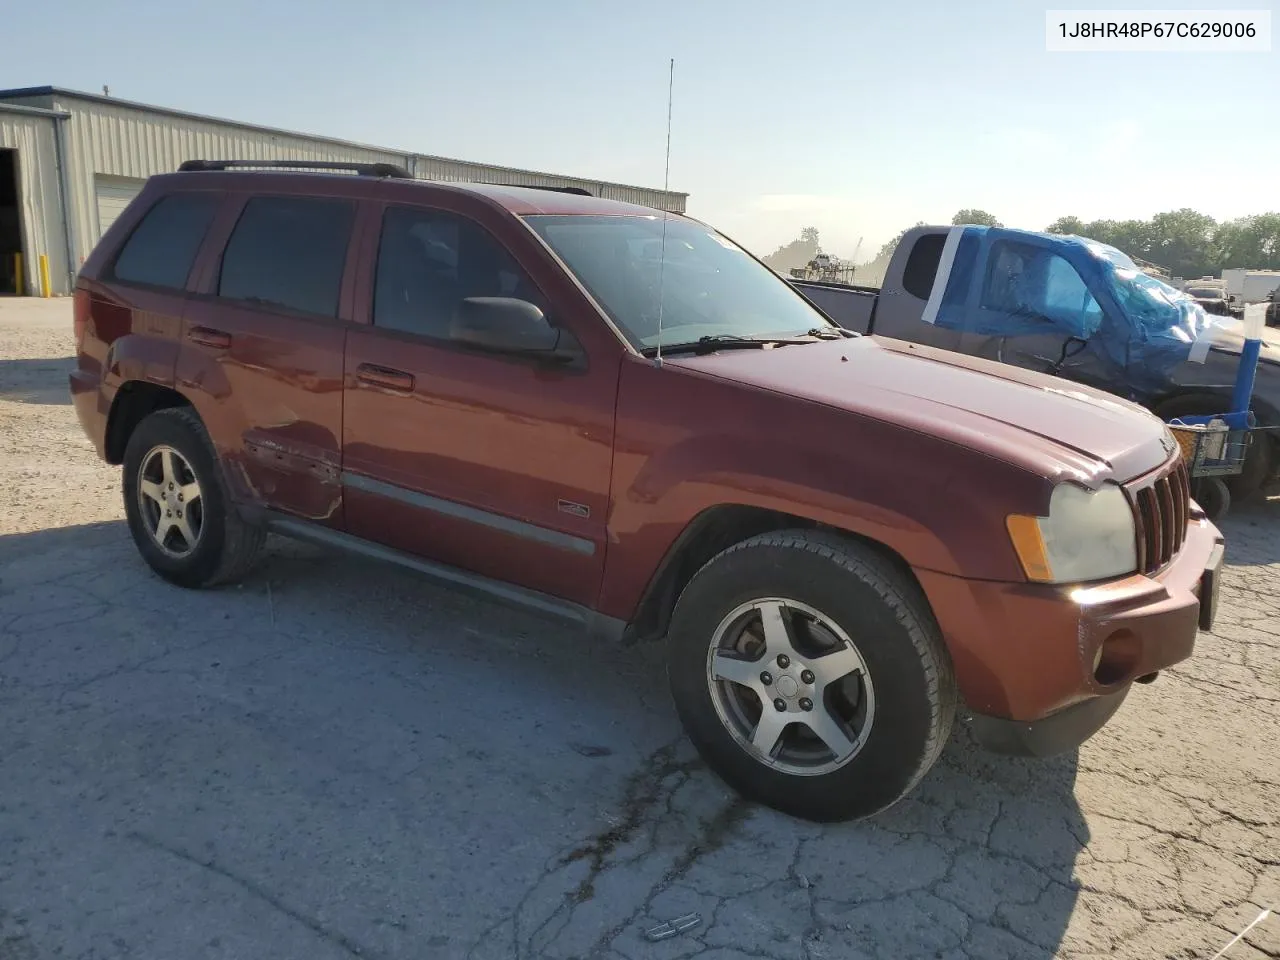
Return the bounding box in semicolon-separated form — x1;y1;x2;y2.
374;206;544;337
112;193;219;290
218;197;354;317
902;234;945;300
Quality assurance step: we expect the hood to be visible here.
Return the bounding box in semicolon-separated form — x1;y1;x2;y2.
667;336;1174;484
1202;326;1280;365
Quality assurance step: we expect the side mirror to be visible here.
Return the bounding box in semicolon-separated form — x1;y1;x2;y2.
451;297;571;361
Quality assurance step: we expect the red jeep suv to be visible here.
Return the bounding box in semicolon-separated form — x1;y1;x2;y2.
69;160;1224;821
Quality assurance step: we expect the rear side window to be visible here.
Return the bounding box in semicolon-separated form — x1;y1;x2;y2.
218;197;354;317
902;234;945;300
112;193;219;290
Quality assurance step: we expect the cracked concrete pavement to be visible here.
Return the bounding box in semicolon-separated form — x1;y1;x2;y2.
1;298;1277;960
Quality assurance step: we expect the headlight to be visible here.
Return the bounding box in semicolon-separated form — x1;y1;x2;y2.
1006;482;1137;584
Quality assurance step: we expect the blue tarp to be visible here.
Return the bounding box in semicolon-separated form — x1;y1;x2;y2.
926;226;1230;397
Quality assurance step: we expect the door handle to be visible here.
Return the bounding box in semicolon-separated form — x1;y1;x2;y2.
356;363;415;394
188;325;232;349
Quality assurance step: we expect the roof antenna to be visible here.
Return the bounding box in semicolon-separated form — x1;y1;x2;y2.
653;57;674;368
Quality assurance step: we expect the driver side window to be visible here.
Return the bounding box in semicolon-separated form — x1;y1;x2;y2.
373;206;546;338
980;241;1103;339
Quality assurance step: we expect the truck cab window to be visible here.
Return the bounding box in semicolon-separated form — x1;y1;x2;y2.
902;234;945;299
374;206;545;338
981;241;1103;339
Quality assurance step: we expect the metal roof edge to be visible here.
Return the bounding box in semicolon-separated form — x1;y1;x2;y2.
0;84;688;200
0;100;70;119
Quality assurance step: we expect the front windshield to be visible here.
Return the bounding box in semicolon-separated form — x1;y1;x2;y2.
524;214;832;350
1081;238;1217;348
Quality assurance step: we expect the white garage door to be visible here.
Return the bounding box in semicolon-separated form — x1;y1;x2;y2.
94;175;146;240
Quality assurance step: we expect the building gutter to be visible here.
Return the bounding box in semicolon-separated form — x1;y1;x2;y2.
50;114;76;292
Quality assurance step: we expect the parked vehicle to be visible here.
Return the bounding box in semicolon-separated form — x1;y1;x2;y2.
1184;282;1231;317
792;226;1280;502
1223;268;1280;311
70;163;1224;822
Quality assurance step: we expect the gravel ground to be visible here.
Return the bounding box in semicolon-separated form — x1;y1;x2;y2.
0;297;1277;960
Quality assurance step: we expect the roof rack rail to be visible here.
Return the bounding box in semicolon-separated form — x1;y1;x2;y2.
501;184;593;197
178;159;412;178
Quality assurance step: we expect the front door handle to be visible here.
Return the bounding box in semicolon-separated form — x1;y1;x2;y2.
188;325;232;349
355;363;415;394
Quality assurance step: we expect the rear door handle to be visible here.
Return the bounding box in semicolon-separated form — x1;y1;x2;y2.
188;325;232;349
355;363;415;394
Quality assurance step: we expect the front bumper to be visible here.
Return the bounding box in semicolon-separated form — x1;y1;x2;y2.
915;516;1224;755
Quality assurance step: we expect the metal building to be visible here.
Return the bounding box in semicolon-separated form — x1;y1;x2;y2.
0;85;688;296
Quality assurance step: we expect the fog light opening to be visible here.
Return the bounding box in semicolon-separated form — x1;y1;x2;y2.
1094;630;1140;686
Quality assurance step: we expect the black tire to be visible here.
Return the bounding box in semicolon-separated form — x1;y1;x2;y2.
1192;476;1231;522
1157;393;1271;503
121;406;266;588
667;529;956;823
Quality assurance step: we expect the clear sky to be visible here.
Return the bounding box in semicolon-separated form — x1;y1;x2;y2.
8;0;1279;261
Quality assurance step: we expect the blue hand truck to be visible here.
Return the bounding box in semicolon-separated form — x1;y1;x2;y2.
1166;305;1270;521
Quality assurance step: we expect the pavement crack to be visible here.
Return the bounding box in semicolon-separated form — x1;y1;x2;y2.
127;831;382;960
557;740;700;905
590;795;750;957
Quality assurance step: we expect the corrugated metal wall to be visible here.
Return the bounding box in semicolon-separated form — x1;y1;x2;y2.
39;93;685;270
50;95;414;269
0;107;70;295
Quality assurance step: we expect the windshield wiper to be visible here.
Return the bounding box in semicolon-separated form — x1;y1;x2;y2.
806;326;858;339
642;333;833;357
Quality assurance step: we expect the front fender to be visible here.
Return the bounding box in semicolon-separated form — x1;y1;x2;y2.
597;429;1040;623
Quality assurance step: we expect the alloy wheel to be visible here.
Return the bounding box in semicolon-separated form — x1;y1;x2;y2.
136;444;204;558
705;598;876;777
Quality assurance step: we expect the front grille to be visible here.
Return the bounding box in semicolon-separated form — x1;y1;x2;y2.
1129;457;1191;574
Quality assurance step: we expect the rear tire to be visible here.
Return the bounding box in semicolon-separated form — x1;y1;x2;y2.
667;529;956;823
122;407;265;588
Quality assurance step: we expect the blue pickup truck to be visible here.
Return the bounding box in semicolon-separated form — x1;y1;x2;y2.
790;225;1280;502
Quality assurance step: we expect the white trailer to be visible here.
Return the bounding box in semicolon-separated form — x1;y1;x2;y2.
1223;269;1280;305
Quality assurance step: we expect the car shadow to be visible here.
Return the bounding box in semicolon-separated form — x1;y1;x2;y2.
0;356;74;405
0;519;1084;959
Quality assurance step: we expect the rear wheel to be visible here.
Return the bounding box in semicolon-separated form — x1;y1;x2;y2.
667;530;956;822
122;407;265;588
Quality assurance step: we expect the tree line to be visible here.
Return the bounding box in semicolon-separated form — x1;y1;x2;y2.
1044;210;1280;280
875;209;1280;280
769;209;1280;284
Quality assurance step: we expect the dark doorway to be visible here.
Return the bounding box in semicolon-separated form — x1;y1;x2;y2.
0;149;23;294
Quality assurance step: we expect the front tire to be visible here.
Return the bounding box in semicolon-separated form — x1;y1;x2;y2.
122;407;265;588
667;530;956;822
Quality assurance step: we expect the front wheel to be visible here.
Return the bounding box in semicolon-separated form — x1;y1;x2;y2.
667;530;956;822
